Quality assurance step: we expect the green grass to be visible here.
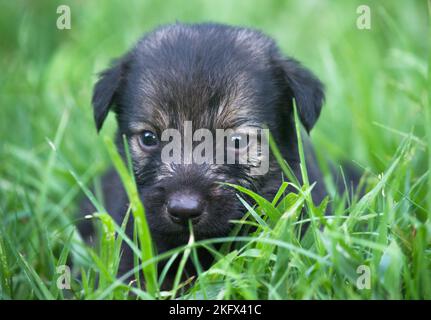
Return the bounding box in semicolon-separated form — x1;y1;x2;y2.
0;0;429;299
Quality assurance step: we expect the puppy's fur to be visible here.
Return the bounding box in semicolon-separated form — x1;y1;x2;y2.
80;23;327;284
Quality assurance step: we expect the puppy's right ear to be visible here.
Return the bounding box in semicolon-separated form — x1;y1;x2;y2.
92;58;127;132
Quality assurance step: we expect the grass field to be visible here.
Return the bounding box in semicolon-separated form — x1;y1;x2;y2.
0;0;430;299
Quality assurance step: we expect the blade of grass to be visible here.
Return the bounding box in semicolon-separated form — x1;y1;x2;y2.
104;136;158;296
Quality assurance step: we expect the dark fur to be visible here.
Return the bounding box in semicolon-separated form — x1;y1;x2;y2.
80;23;328;285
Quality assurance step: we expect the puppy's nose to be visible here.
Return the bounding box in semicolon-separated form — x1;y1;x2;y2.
167;192;204;224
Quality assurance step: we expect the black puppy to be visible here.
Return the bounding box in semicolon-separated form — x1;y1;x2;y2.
81;22;327;285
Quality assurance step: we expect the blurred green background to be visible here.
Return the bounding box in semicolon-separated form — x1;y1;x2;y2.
0;0;429;299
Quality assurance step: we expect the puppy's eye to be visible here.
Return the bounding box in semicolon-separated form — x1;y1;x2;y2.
138;130;159;150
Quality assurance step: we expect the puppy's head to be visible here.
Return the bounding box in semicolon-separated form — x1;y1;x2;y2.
92;23;324;244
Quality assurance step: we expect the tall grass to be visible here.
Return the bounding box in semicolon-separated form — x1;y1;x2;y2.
0;0;429;299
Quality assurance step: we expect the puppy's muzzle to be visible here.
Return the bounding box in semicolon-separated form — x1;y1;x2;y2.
166;191;205;225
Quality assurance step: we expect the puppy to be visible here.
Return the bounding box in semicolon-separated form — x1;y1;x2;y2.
80;22;327;285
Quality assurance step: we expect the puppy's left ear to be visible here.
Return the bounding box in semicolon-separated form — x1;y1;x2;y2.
276;57;325;133
92;57;129;132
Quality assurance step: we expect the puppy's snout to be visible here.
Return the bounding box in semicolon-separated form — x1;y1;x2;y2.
167;191;205;224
